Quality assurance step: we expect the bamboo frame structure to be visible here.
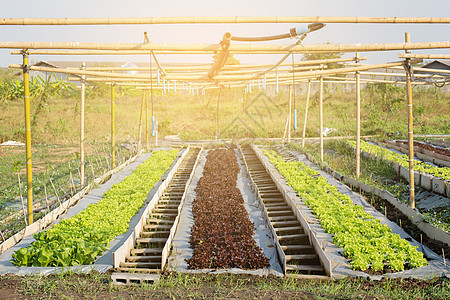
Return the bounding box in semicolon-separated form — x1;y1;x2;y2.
111;84;116;169
1;16;450;25
146;91;149;149
355;53;361;179
10;60;417;85
405;33;415;208
80;62;86;186
137;92;145;151
288;85;292;143
319;74;324;162
301;80;311;147
399;53;450;59
22;50;33;225
357;71;447;79
4;17;448;250
2;41;450;53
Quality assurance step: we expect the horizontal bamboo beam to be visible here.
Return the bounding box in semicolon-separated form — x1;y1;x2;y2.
9;63;177;80
3;41;450;53
13;60;418;84
9;49;286;55
2;16;450;25
391;65;450;75
412;66;450;74
399;53;450;59
81;58;342;72
323;76;429;85
358;71;446;78
11;63;329;83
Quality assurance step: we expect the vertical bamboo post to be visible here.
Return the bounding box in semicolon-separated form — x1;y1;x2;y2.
80;62;86;186
150;53;155;138
145;90;149;149
405;32;415;208
276;68;279;94
292;54;297;131
301;79;311;147
319;68;324;163
22;49;33;225
137;91;145;151
355;53;361;179
111;83;116;169
288;85;292;143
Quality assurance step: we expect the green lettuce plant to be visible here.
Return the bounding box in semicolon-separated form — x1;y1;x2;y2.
12;149;178;267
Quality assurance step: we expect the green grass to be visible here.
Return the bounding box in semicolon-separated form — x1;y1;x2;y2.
1;84;449;145
7;272;449;300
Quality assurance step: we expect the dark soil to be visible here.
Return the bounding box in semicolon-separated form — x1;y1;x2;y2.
187;148;270;269
398;140;450;157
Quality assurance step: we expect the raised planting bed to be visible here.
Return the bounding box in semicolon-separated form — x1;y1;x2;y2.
11;149;179;267
397;140;450;157
384;140;450;168
187;149;270;269
299;148;450;253
348;140;450;197
264;150;428;272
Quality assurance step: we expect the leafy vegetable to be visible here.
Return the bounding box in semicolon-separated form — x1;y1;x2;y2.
264;150;427;272
348;140;450;181
12;149;178;267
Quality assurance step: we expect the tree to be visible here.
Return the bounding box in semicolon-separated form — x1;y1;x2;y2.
302;42;343;69
226;53;240;65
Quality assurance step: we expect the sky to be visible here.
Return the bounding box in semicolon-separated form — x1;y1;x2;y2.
0;0;449;67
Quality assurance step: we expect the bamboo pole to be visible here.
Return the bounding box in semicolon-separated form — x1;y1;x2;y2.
10;50;364;68
145;91;149;149
320;76;430;85
288;85;292;144
137;92;145;151
319;71;324;163
150;53;155;138
399;53;450;59
8;49;368;55
301;79;311;147
111;84;116;169
358;71;446;78
22;50;33;225
80;62;85;186
411;66;450;75
2;16;450;25
355;53;361;179
13;61;411;83
2;41;450;53
405;33;415;209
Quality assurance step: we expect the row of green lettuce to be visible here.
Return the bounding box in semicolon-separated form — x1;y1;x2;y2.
348;140;450;181
289;141;450;234
12;149;179;267
264;150;427;272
